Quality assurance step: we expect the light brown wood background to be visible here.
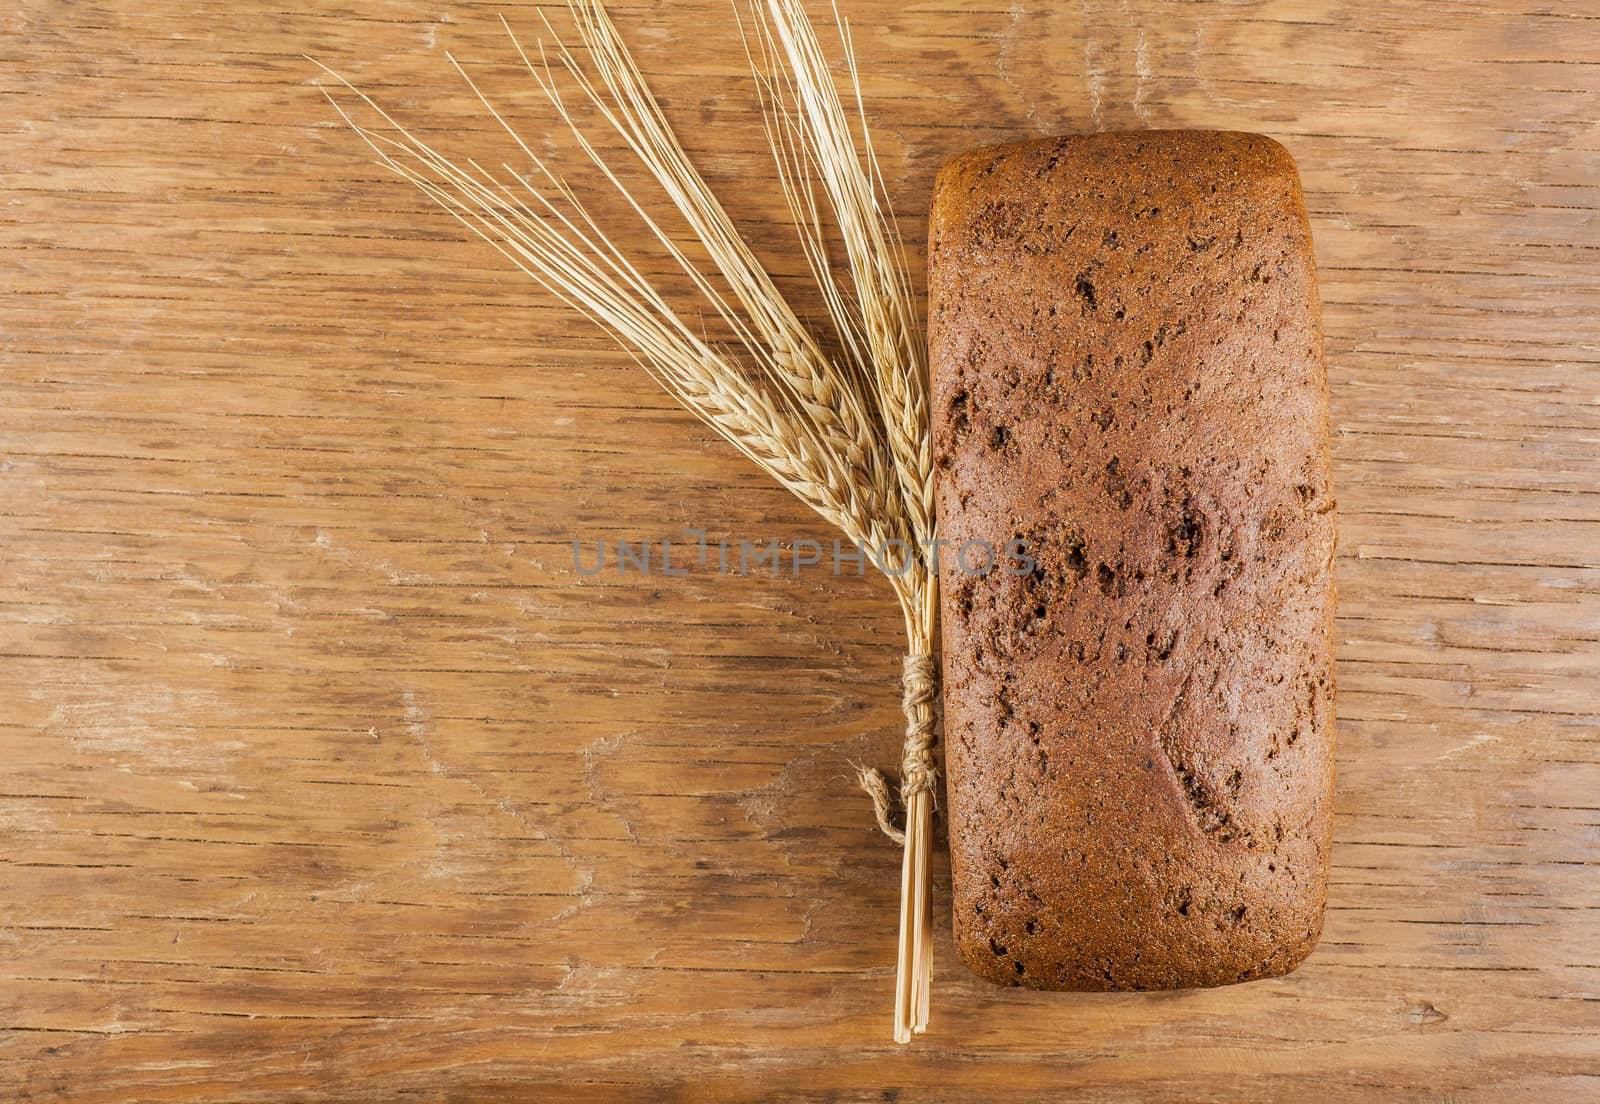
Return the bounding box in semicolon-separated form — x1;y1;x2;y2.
5;0;1599;1099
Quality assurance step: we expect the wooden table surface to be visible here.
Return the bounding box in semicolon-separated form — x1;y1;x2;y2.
6;1;1599;1099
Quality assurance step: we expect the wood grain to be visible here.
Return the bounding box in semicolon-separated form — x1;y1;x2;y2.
4;0;1599;1099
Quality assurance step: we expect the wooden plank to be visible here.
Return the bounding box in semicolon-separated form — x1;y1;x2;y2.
3;0;1598;1098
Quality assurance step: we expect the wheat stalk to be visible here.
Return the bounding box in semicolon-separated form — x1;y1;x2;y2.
316;0;939;1042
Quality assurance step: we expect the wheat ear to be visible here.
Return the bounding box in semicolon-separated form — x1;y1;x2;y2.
316;0;939;1043
743;0;936;1038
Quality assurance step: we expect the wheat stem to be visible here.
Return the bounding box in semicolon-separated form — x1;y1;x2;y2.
317;0;938;1043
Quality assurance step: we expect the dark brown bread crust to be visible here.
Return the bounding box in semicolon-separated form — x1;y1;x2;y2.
929;131;1336;991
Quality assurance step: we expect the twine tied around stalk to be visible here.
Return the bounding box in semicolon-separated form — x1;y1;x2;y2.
859;653;939;845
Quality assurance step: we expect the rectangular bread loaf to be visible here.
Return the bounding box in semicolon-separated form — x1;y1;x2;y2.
929;131;1336;991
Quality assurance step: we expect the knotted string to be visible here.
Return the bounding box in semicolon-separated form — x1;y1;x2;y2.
858;652;939;844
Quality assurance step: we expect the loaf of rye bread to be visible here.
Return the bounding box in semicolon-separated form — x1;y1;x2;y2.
929;131;1336;991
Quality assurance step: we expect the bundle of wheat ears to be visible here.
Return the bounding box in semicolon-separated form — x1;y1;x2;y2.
318;0;940;1042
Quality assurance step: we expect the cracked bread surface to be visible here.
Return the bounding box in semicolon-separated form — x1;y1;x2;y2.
929;131;1336;991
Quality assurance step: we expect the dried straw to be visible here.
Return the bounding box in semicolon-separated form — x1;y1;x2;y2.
316;0;939;1042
